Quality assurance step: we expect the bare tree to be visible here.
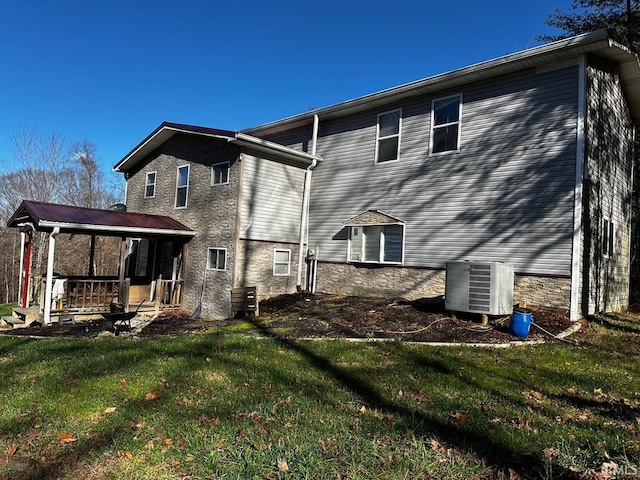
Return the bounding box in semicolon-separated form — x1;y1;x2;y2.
0;128;124;303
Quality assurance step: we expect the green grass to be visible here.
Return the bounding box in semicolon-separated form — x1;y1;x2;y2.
0;306;639;479
0;303;17;317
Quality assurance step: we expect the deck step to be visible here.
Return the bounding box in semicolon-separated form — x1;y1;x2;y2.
11;307;40;324
1;316;26;328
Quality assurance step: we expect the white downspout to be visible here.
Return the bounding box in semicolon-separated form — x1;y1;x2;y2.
296;114;320;291
43;227;60;325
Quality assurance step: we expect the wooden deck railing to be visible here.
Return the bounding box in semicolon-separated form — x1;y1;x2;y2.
65;278;122;310
31;275;183;316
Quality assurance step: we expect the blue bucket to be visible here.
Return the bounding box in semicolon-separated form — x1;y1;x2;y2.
510;308;532;338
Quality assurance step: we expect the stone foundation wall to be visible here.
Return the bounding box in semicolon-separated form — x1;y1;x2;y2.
317;262;572;311
236;240;301;302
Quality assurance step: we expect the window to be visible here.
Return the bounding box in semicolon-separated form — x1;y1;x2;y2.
207;248;227;271
145;171;156;198
175;165;189;208
348;224;404;264
211;161;230;185
273;249;291;276
602;218;615;257
376;109;402;163
431;94;461;153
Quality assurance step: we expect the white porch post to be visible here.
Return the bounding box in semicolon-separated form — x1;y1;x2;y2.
18;232;25;305
43;227;60;325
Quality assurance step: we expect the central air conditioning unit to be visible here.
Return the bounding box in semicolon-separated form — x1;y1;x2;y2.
445;261;514;315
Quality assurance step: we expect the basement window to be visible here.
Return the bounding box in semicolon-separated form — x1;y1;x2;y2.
431;94;461;153
207;248;227;271
273;249;291;276
348;224;404;264
376;109;402;163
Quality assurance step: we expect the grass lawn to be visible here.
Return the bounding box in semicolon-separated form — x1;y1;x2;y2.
0;309;638;479
0;303;17;317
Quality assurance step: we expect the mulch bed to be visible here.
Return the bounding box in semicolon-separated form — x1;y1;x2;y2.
1;293;578;344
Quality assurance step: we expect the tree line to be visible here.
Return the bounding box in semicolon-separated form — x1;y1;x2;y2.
0;128;124;303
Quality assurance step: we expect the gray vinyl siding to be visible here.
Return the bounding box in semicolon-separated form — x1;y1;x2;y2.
279;66;579;276
240;155;305;243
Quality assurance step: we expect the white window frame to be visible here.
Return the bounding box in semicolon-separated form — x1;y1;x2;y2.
273;249;291;276
347;224;405;265
211;161;230;186
207;247;227;271
175;164;190;209
430;94;462;154
602;217;615;258
375;109;402;164
145;171;157;198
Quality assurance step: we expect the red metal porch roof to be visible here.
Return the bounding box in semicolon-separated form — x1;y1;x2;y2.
7;200;195;237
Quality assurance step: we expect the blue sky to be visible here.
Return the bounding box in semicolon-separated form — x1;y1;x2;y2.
1;0;573;173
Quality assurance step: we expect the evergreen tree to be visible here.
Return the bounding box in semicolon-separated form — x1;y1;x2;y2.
538;1;640;49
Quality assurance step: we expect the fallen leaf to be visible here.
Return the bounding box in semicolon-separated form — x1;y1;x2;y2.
123;451;133;460
135;422;147;429
6;446;17;456
449;412;469;422
210;417;221;427
277;459;289;472
162;438;173;446
144;391;162;401
58;433;77;444
360;405;367;413
543;447;559;457
104;407;117;414
508;467;522;480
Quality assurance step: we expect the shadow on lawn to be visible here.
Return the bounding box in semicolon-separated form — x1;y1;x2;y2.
244;317;575;479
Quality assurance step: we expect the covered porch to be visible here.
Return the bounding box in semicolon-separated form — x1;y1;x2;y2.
5;200;195;326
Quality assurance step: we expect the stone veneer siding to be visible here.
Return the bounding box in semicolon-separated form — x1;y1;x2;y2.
125;134;242;319
317;262;571;312
235;239;301;301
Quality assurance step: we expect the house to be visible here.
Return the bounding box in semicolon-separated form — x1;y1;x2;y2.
6;30;639;325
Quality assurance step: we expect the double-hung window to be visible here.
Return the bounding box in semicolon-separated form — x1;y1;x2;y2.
273;249;291;276
175;164;189;208
376;109;402;163
348;224;404;264
431;94;462;153
211;161;229;186
207;247;227;271
602;217;615;257
145;171;156;198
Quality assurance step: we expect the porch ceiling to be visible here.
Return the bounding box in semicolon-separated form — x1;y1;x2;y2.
7;200;196;238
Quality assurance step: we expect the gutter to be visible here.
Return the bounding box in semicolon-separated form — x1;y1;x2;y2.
297;114;320;291
36;220;196;237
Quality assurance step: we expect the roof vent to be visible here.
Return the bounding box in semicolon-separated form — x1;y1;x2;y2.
108;203;127;212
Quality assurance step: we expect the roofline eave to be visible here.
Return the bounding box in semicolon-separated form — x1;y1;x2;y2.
36;220;196;237
244;30;640;135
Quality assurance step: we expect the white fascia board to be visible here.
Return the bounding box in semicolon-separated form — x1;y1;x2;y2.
114;125;237;173
232;132;321;167
37;220;196;237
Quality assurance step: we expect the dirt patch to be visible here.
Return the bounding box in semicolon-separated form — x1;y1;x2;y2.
252;293;576;344
1;294;578;343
